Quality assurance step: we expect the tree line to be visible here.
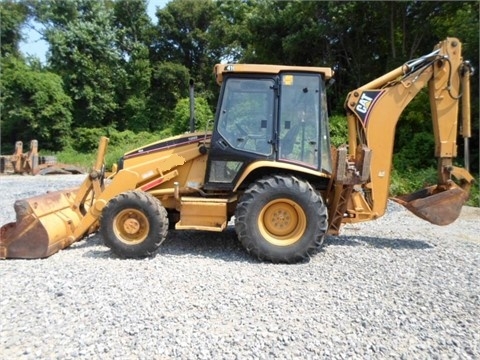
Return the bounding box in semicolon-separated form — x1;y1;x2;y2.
1;0;478;173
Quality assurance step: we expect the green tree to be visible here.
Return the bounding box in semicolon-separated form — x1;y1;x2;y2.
172;96;213;134
1;57;72;150
149;61;190;132
208;0;253;63
242;1;330;66
0;0;29;57
153;0;220;94
113;0;153;56
31;0;124;128
113;0;154;131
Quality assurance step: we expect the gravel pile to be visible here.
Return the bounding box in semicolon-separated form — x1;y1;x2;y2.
0;174;479;359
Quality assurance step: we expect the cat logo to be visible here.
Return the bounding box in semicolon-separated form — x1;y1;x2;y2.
352;90;384;124
356;93;373;114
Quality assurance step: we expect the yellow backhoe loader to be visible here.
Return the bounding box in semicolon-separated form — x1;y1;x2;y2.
0;37;474;263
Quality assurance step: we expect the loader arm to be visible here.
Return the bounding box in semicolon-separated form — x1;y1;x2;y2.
329;37;474;232
0;134;198;259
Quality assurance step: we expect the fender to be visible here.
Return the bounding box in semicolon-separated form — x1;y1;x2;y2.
233;160;330;192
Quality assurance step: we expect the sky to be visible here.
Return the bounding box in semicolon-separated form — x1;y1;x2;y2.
19;0;170;63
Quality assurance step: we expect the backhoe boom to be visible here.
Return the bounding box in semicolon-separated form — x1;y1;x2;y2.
333;37;474;229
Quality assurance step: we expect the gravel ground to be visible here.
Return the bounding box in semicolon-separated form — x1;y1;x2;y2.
0;174;479;360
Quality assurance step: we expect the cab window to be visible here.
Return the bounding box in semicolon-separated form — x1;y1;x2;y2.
278;74;322;169
217;78;274;155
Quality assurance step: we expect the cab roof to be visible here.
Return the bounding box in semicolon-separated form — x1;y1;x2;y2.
214;63;334;85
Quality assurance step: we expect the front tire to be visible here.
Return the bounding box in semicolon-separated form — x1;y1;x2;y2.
100;191;168;258
235;175;327;263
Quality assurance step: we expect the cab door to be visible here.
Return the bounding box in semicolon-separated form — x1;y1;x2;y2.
205;76;276;190
277;73;326;170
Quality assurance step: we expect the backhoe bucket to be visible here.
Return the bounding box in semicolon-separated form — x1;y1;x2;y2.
0;189;83;259
392;184;469;226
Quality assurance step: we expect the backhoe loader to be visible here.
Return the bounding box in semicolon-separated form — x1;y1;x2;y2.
0;37;474;263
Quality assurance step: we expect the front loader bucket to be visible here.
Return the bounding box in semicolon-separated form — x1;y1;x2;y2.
0;136;109;259
0;189;83;259
392;184;469;226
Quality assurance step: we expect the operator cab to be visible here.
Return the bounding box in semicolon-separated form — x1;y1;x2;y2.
205;64;333;191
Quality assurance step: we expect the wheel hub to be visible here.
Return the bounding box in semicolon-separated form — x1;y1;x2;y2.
114;209;149;244
259;199;306;246
266;207;295;235
123;218;140;234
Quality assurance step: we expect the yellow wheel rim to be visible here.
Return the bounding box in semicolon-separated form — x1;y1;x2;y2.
258;198;307;246
113;209;150;245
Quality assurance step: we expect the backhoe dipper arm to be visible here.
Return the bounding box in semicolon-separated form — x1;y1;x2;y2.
341;37;473;226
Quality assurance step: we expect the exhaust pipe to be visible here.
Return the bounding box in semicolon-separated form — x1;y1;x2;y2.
189;79;195;132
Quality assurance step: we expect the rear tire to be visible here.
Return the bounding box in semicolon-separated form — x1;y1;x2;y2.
100;191;168;258
235;175;327;263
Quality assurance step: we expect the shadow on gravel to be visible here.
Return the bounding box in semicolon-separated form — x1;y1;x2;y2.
325;235;433;250
157;227;259;263
69;234;102;248
78;226;263;263
66;229;430;262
